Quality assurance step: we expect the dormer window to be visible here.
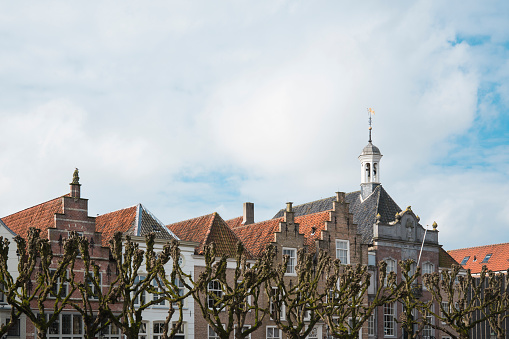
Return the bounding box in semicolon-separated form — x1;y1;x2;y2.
481;254;492;263
460;256;470;265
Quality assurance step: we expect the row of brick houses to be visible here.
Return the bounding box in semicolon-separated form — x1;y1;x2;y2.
2;133;502;339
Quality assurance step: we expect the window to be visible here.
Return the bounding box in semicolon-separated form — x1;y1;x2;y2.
460;256;470;265
173;322;186;339
385;259;396;286
383;303;396;336
207;280;223;309
234;325;251;339
50;269;69;298
482;253;493;263
208;326;220;339
154;322;165;339
336;240;350;264
175;277;185;297
139;322;147;339
134;276;146;305
7;318;20;336
283;248;297;274
41;313;83;338
266;326;280;339
86;272;101;300
270;287;285;320
100;322;121;339
422;305;434;338
368;312;376;336
422;262;434;274
152;278;166;305
441;302;449;324
307;327;318;339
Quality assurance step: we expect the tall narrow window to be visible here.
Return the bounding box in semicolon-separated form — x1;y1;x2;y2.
336;240;350;264
422;305;434;338
368;312;376;336
208;326;220;339
152;278;166;305
138;322;147;339
173;323;186;339
208;280;223;309
133;276;146;305
86;272;101;300
283;248;297;274
383;303;396;336
385;259;396;286
154;322;165;339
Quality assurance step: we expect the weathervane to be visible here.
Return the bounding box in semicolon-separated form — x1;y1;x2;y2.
367;108;375;142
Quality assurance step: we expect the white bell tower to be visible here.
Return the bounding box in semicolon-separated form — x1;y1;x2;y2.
358;109;382;200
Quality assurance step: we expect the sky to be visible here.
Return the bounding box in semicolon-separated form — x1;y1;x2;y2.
0;0;508;251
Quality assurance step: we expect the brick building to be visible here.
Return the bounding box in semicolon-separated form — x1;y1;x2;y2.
0;170;121;339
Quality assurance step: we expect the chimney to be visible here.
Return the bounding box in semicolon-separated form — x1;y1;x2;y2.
284;202;294;224
70;168;81;198
243;202;254;225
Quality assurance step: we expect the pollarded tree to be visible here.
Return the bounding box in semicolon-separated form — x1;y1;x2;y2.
148;238;193;339
480;270;509;339
1;228;80;339
319;259;402;339
397;260;425;339
69;236;122;339
107;232;176;339
178;242;276;339
268;248;332;339
423;264;502;339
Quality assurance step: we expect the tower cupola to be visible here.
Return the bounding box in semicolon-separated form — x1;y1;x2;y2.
359;109;382;199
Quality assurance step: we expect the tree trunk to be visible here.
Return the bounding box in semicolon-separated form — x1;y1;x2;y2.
37;330;47;339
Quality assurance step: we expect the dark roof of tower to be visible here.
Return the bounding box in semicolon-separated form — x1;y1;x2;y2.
272;185;401;244
361;141;381;155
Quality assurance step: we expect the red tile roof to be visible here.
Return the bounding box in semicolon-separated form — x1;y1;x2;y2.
225;216;243;229
448;243;509;273
231;218;282;258
167;213;247;258
230;211;332;257
95;206;137;247
2;196;66;239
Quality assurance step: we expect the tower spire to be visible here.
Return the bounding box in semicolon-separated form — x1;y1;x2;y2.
367;108;375;142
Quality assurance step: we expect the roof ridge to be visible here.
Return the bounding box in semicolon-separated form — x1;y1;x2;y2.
2;195;66;219
97;205;138;218
166;212;216;226
448;242;509;252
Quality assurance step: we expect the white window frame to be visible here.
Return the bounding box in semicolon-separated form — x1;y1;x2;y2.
368;311;376;336
138;322;148;339
86;271;101;300
152;278;166;306
266;326;280;339
306;326;319;339
384;258;397;286
207;280;223;309
133;275;146;306
422;304;434;338
270;287;285;321
153;321;165;339
43;313;83;338
441;301;449;324
49;269;69;299
282;247;297;275
173;322;186;339
336;240;350;264
383;302;396;337
100;322;121;339
422;262;434;290
234;325;251;339
208;325;220;339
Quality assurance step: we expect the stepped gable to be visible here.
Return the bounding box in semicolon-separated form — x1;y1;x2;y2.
439;248;461;269
167;212;247;258
96;204;177;247
2;195;66;239
448;243;509;274
294;211;331;252
272;185;401;244
230;210;332;257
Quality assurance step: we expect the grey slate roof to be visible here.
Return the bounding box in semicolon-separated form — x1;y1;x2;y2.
272;185;401;244
136;204;179;240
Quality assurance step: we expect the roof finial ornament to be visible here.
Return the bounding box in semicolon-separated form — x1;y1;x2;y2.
367;108;375;143
71;168;80;184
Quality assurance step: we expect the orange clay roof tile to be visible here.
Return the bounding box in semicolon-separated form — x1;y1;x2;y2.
95;206;137;247
448;243;509;274
2;195;66;239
